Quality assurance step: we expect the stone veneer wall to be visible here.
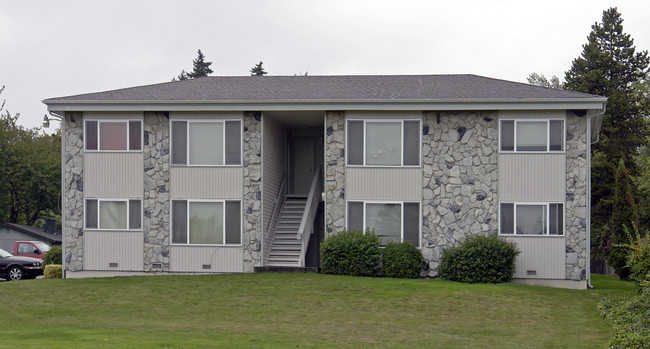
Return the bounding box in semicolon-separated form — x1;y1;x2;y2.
565;112;588;280
243;112;262;271
64;112;85;271
324;111;346;234
421;111;499;277
143;112;170;271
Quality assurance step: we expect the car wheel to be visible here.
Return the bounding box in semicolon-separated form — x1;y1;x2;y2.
7;266;24;281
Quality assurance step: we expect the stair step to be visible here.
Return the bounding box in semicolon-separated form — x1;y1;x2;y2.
271;240;301;246
267;262;300;267
268;257;299;263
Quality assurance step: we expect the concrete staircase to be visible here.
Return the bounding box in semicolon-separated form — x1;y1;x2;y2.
267;196;307;267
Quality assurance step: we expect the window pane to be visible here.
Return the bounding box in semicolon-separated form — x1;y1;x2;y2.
172;200;188;244
99;201;127;229
347;201;363;231
500;203;514;234
86;199;98;229
171;121;187;165
86;121;98;150
129;121;141;150
516;121;547;151
225;201;241;244
516;205;545;235
549;203;563;235
225;121;241;165
100;122;128;150
347;121;363;165
403;121;420;166
366;122;401;165
189;202;223;244
549;120;564;151
403;202;420;245
500;120;514;151
366;203;401;244
190;122;223;165
129;200;141;230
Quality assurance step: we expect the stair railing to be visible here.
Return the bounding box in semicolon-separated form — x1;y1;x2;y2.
297;164;322;267
264;174;286;265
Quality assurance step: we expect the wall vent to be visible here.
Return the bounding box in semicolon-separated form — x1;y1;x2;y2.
152;263;162;269
526;270;537;276
202;264;212;270
109;262;118;268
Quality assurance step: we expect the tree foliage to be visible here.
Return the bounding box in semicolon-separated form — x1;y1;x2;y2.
527;73;564;89
173;49;213;81
0;86;61;225
564;8;650;232
250;61;267;76
608;160;639;280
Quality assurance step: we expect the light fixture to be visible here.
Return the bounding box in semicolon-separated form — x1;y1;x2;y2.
42;114;62;128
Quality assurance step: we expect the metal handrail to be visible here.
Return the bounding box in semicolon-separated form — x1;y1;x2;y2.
264;174;286;263
297;164;322;266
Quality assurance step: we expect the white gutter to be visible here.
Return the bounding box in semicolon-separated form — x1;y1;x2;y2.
586;105;606;288
49;111;65;279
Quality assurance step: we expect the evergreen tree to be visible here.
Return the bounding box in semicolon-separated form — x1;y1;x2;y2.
172;50;213;81
564;8;650;230
608;159;638;280
527;73;563;89
250;61;267;76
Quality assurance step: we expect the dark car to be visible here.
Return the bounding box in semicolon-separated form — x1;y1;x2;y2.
0;248;43;281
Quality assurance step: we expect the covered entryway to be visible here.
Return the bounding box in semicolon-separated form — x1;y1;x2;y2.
261;111;324;268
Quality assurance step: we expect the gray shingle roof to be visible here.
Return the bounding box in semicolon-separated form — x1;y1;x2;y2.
44;74;604;104
1;223;62;244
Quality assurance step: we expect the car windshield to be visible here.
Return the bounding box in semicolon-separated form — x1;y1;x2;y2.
0;248;13;258
33;242;51;252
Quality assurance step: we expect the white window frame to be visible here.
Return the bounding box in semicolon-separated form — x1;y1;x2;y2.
170;119;243;167
499;118;565;153
84;198;143;231
498;202;565;236
84;119;143;152
345;200;421;247
345;119;421;167
170;199;243;246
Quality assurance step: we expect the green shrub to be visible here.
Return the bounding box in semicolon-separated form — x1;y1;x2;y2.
620;225;650;289
599;288;650;348
382;241;423;279
320;230;380;277
438;234;519;283
43;245;62;268
44;264;62;279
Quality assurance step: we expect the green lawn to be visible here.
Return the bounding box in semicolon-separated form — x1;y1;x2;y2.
0;273;634;348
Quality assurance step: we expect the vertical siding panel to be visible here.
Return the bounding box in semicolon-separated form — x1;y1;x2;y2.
83;231;143;271
262;117;287;232
498;110;565;119
170;111;243;120
346;111;422;120
498;154;565;201
346;168;422;201
84;112;143;119
506;236;565;278
85;153;143;198
169;246;243;272
170;168;243;199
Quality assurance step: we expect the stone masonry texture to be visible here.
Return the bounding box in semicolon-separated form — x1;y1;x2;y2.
64;112;84;271
325;111;346;235
421;111;499;277
243;112;262;271
565;113;588;280
143;112;171;271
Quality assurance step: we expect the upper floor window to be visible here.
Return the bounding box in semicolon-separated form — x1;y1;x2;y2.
85;198;142;230
500;119;564;152
171;120;242;166
347;120;420;166
85;120;142;151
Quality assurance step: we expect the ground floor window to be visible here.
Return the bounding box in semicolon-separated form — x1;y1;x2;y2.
346;201;420;245
499;202;564;235
85;198;142;230
171;199;241;245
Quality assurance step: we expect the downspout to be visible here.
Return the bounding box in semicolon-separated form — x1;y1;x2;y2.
49;111;66;278
586;104;606;288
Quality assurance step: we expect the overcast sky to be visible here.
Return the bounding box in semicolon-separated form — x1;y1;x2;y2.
1;0;648;132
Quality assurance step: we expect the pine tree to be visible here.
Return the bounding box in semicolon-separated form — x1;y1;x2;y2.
250;61;267;76
608;159;638;280
527;73;563;89
173;50;213;81
564;8;650;229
